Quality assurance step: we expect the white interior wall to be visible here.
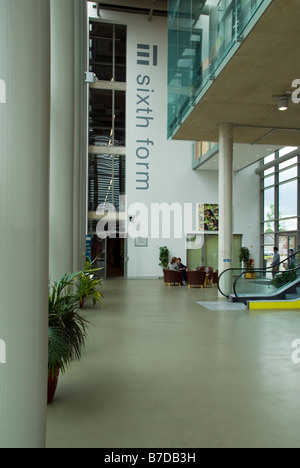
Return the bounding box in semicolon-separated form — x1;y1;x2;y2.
233;164;261;268
88;6;262;278
126;13;219;278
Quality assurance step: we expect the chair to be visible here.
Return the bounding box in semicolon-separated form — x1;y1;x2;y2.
163;270;182;287
197;266;213;285
212;271;219;288
186;270;207;289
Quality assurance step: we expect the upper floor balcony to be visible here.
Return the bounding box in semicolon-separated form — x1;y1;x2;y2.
168;0;300;147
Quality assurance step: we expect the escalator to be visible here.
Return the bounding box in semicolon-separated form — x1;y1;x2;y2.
218;250;300;309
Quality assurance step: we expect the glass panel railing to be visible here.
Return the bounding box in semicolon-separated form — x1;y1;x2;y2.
168;0;270;138
234;269;277;301
218;251;300;299
218;268;244;298
232;251;300;304
233;266;300;305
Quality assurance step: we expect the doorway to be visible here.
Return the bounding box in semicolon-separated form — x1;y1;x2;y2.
186;234;242;270
91;235;125;279
279;233;297;269
106;237;125;277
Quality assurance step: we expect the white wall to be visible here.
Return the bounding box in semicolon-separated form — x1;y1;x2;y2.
233;164;261;268
88;6;262;278
126;14;221;278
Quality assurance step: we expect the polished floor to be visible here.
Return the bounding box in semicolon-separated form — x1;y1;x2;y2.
46;279;300;448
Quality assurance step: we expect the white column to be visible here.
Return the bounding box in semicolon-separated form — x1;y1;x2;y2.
218;124;234;292
50;0;88;281
74;0;88;271
0;0;51;448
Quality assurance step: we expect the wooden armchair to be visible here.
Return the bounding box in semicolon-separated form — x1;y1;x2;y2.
186;270;207;289
197;266;213;285
163;269;182;287
212;271;219;288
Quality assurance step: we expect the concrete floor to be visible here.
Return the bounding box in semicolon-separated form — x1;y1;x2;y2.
46;279;300;448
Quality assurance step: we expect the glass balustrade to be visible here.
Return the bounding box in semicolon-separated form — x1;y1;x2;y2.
234;265;300;304
219;251;300;303
168;0;270;138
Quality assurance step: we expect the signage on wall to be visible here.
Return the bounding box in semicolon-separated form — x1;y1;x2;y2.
134;237;149;248
135;43;158;191
137;44;158;67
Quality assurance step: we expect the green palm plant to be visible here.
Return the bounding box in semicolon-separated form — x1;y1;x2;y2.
73;270;103;309
48;272;89;378
72;260;103;309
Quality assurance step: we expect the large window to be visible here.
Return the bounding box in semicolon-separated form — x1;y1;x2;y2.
89;88;126;147
88;21;127;278
88;21;127;218
88;154;126;214
89;22;126;82
261;148;299;267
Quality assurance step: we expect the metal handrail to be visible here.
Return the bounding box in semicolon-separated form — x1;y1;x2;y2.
218;250;300;298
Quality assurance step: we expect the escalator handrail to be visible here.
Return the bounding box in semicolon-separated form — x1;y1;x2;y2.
233;263;300;305
218;267;247;298
218;250;300;298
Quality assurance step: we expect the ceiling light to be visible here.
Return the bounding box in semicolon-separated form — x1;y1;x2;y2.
278;96;289;111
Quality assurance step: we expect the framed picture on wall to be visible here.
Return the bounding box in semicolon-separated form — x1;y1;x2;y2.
198;204;219;232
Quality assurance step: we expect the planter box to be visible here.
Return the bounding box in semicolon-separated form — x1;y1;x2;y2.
245;273;256;279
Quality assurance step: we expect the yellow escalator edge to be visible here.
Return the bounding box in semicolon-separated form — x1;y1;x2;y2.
248;300;300;310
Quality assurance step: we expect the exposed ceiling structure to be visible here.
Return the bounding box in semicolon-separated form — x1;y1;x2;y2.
90;0;168;21
196;143;285;172
173;0;300;147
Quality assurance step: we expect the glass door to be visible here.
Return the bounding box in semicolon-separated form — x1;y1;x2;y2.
186;234;242;270
205;235;218;271
279;233;297;270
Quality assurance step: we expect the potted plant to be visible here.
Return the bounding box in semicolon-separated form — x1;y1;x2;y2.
73;260;103;309
159;246;169;271
239;247;255;279
239;247;250;270
272;262;297;289
245;265;256;280
48;272;89;404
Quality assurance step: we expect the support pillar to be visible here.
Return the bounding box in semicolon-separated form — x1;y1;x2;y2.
0;0;51;448
218;124;234;295
50;0;88;282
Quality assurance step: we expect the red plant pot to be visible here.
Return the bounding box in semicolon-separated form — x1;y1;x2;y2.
48;368;60;404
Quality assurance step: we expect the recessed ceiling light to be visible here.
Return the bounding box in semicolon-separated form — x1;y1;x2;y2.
278;96;289;111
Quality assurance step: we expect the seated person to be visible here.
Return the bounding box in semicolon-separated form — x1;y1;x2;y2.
177;257;188;284
167;257;179;271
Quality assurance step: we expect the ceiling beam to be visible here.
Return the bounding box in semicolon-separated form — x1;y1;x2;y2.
92;0;168;13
